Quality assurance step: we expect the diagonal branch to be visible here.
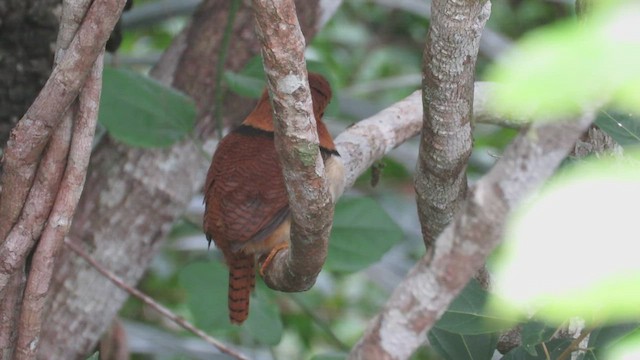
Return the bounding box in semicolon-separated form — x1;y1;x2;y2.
251;0;334;291
64;238;249;360
348;111;597;360
415;0;491;247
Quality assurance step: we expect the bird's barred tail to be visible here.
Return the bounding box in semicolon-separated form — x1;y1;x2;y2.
228;252;255;324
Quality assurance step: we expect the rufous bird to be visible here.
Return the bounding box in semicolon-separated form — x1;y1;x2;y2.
203;73;344;324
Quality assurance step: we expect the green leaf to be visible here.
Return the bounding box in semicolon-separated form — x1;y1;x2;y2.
520;321;556;356
585;324;640;359
223;70;265;99
605;330;640;360
501;339;573;360
428;327;498;360
223;56;341;116
435;279;515;335
310;353;347;360
487;1;640;119
492;152;640;324
178;261;231;331
326;197;403;273
99;67;196;148
594;110;640;148
244;282;283;345
355;157;412;187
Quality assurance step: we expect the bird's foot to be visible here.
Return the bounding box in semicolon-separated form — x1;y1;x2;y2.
259;242;289;277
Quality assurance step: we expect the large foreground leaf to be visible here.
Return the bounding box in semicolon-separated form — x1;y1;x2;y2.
435;280;514;335
326;197;403;273
428;327;498;360
99;67;196;148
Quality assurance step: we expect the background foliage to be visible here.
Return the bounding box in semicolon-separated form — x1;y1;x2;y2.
97;0;640;359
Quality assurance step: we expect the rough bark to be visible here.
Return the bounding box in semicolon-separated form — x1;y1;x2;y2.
15;53;103;360
0;0;125;244
0;0;60;147
349;111;597;360
415;0;491;247
250;0;335;291
39;1;335;358
0;1;122;357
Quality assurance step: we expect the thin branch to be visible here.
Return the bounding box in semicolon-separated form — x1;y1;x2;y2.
556;326;594;360
122;0;201;29
288;295;350;351
336;90;423;189
415;0;491;247
251;0;334;291
348;111;597;359
15;53;105;360
0;0;126;242
63;238;249;360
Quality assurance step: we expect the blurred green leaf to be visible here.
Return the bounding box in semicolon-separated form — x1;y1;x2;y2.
326;197;403;272
501;339;573;360
223;57;339;118
585;324;640;359
428;327;498;360
223;70;265;99
310;353;347;360
244;283;283;345
605;329;640;360
99;67;196;147
168;218;202;239
178;261;231;331
487;1;640;118
435;280;514;335
520;320;556;356
355;157;412;187
595;110;640;148
492;152;640;323
308;60;340;117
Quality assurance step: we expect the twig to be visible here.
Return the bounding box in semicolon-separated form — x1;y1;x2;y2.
542;342;551;360
122;0;201;29
251;0;334;291
288;295;350;351
556;326;594;360
63;238;249;360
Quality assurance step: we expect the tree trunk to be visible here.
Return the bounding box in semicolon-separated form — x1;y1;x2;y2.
0;0;59;148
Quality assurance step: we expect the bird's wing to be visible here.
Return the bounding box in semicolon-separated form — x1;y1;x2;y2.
203;130;289;254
